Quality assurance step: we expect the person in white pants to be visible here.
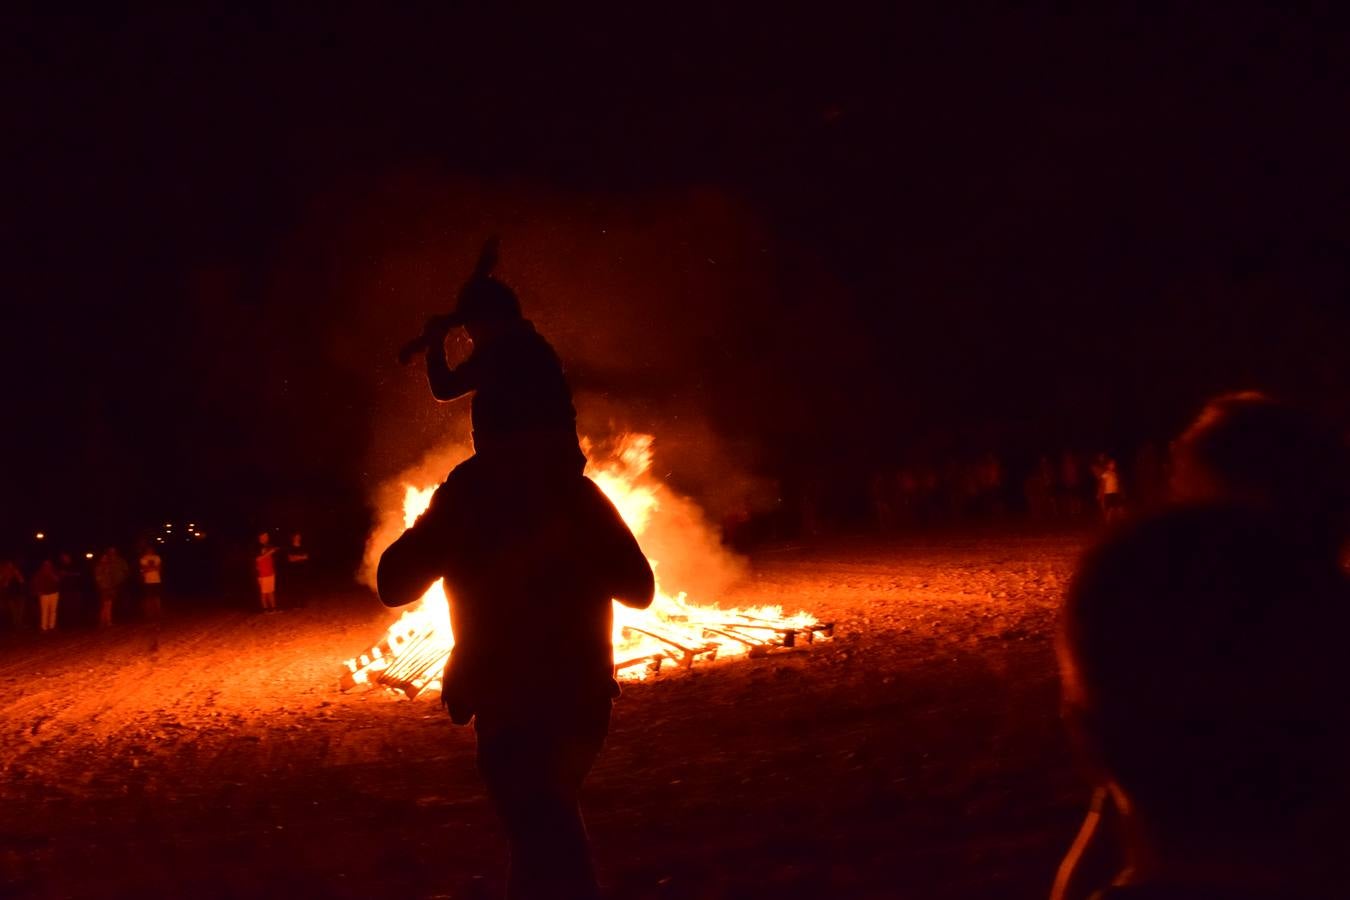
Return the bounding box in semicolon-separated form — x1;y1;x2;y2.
31;559;61;632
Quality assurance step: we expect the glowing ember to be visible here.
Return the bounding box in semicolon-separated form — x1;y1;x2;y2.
342;434;829;698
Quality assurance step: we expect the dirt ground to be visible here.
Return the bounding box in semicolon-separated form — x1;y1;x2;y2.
0;531;1093;900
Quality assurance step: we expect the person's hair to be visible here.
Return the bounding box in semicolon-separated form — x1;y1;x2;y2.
1172;392;1348;556
1060;504;1349;846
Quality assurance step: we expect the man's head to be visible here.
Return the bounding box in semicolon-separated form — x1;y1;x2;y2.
1171;392;1347;553
258;532;270;546
1060;505;1348;856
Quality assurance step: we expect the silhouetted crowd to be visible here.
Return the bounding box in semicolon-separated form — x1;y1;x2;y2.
0;543;165;634
0;529;314;634
861;447;1144;532
746;427;1325;545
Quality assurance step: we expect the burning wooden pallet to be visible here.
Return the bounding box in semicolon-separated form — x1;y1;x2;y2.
340;626;449;699
343;616;836;700
614;619;836;677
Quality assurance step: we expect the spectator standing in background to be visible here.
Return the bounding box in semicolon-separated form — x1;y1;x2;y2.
1025;455;1055;521
868;469;896;532
31;558;60;632
978;451;1005;519
284;532;310;608
95;547;129;627
1;557;25;630
1095;455;1125;523
256;532;278;612
1059;451;1085;518
139;543;163;621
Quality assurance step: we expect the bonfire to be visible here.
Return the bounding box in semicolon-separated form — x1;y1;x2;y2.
342;434;832;698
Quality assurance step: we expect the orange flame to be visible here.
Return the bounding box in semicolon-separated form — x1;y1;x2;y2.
343;434;823;696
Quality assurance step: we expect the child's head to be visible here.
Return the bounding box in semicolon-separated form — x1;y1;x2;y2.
455;277;522;344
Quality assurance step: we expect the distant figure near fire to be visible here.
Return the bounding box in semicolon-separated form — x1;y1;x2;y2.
138;543;163;621
94;547;129;627
256;532;278;612
32;558;60;632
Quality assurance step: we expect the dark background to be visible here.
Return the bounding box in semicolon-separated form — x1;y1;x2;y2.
8;4;1349;558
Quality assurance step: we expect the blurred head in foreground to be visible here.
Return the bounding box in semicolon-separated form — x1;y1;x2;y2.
1060;505;1349;894
1171;391;1349;563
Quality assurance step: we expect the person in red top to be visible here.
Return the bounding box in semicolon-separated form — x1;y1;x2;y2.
256;532;278;612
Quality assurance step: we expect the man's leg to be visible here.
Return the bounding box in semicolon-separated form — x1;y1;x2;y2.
476;706;610;900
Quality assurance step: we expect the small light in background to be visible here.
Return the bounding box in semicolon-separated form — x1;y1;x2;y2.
85;552;94;560
34;532;45;541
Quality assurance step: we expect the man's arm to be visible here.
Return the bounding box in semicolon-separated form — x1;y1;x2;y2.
425;331;481;401
582;480;655;609
376;528;442;608
376;481;467;608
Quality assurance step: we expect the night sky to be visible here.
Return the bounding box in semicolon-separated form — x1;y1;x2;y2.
8;5;1349;547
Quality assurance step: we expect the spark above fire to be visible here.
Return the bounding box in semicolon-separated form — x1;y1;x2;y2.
342;434;832;699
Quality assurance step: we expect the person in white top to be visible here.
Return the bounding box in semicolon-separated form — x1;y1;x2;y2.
1096;456;1125;523
139;546;163;621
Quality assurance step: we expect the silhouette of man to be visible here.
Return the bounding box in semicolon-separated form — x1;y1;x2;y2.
378;464;654;900
1056;505;1349;898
